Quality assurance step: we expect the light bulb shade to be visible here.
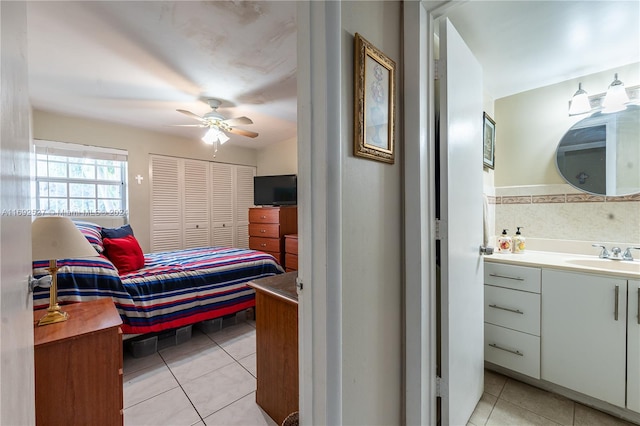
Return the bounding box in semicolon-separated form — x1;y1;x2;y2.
603;73;630;113
568;83;591;115
218;132;230;144
202;127;219;145
32;216;98;261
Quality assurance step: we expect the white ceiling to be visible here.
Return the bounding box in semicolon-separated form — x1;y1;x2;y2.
26;1;639;150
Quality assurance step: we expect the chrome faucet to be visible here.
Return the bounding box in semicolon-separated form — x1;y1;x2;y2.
623;247;640;261
592;244;610;259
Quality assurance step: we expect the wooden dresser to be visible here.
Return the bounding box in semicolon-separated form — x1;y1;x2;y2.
247;272;298;425
284;234;298;272
249;206;297;268
34;298;123;426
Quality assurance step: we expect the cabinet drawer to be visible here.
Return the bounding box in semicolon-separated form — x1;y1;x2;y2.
250;237;281;253
285;235;298;255
485;285;540;336
263;251;282;266
285;253;298;270
249;208;281;224
485;262;541;293
485;322;540;379
249;223;280;238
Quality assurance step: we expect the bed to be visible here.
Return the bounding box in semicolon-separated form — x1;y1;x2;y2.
32;221;284;335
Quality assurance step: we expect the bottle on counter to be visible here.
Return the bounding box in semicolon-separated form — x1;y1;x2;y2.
513;226;525;254
497;229;512;253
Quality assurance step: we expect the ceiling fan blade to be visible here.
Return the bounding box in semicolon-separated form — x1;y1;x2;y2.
169;124;207;127
228;128;259;138
222;116;253;126
176;109;206;122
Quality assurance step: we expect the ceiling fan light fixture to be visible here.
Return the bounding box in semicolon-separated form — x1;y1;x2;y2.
602;73;630;114
568;82;592;115
218;133;230;144
202;127;219;145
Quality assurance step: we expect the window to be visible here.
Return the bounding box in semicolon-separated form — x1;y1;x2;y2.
35;141;128;217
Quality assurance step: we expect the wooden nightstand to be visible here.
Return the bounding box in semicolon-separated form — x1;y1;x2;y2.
33;298;123;426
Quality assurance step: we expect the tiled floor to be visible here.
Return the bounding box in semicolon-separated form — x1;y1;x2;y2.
470;369;637;426
122;316;277;426
124;319;635;426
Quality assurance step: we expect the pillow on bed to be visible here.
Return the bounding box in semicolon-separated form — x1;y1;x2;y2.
103;234;144;273
101;224;134;239
72;220;104;253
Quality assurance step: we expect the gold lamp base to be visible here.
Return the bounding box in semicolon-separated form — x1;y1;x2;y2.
38;308;69;326
37;260;69;326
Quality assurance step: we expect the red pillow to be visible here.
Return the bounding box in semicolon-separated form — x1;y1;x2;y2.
103;235;144;274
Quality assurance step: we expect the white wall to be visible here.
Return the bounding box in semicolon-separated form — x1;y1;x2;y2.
32;110;258;252
0;2;36;424
340;2;403;424
256;136;297;175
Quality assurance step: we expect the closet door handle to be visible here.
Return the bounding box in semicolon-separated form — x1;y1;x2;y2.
488;343;523;356
614;285;619;321
489;273;524;281
637;288;639;325
489;304;524;315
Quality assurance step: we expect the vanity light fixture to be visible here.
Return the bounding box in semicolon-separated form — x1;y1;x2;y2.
602;73;630;114
568;83;592;115
568;73;638;116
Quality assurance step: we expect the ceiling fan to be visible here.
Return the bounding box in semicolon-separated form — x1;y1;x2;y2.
175;99;258;146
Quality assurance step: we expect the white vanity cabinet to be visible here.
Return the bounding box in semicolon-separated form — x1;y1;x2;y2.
541;269;627;408
628;280;640;413
484;263;541;379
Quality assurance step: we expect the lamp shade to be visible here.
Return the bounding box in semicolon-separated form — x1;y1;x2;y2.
568;83;591;115
602;73;630;113
32;216;98;261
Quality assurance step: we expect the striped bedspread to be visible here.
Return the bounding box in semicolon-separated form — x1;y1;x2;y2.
33;247;283;334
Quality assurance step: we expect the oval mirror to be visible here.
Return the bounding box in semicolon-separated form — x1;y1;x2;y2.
555;105;640;196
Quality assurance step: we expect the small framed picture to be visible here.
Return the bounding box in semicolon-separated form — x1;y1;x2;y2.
483;112;496;169
353;33;396;164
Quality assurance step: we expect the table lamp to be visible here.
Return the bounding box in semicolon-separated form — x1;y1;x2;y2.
32;216;98;326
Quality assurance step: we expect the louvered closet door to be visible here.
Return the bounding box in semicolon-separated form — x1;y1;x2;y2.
234;165;255;249
150;155;182;252
211;163;234;247
183;159;211;249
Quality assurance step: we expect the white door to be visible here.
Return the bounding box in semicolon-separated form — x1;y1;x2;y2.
150;155;182;251
210;162;234;247
439;18;485;426
183;159;210;249
234;165;255;249
629;280;640;413
541;270;626;407
1;2;36;423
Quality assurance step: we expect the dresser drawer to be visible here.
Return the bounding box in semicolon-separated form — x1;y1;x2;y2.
249;208;281;224
485;262;541;293
285;253;298;271
250;237;281;253
285;234;298;255
485;323;540;379
249;223;280;238
485;285;540;336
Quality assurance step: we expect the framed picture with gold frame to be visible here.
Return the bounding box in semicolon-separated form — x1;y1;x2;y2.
353;33;396;164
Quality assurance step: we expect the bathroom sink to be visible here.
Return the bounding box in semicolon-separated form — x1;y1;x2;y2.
565;258;640;274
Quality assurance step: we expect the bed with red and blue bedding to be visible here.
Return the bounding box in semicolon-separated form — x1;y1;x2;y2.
33;225;283;335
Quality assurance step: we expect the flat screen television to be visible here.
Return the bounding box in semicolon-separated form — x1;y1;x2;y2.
254;174;297;206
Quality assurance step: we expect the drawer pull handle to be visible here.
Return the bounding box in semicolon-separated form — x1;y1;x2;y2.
260;243;267;247
260;215;267;219
489;304;524;315
260;229;266;233
615;285;619;321
489;343;523;356
489;273;524;281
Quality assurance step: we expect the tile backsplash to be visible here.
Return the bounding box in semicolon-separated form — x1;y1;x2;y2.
489;184;640;253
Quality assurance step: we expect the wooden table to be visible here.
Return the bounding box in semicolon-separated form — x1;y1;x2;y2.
248;272;298;425
33;298;123;426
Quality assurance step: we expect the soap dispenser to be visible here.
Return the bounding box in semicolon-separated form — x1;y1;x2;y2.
513;226;525;254
497;229;512;253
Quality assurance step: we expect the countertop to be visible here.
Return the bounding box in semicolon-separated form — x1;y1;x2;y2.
247;271;298;303
485;251;640;279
